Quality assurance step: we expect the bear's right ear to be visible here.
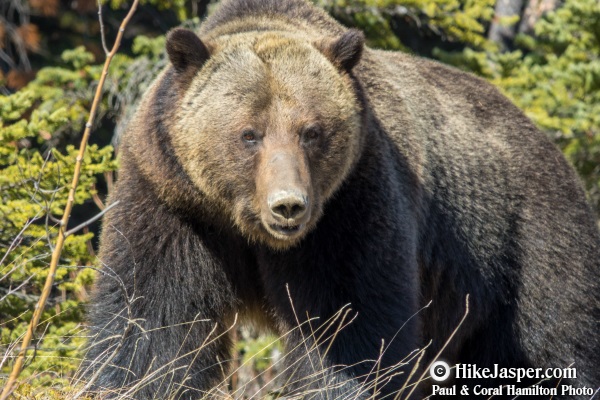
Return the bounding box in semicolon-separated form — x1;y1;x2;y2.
316;29;365;72
166;28;210;73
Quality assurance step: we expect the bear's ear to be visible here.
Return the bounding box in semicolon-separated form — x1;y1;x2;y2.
166;28;210;73
316;29;365;72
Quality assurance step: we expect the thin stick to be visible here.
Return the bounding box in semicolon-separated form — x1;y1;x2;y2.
65;200;119;237
0;1;139;398
97;0;110;56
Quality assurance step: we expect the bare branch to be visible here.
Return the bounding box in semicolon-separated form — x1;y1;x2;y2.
97;0;109;56
65;200;119;237
91;183;106;209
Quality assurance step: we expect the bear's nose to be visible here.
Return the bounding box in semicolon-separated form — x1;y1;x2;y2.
268;192;308;221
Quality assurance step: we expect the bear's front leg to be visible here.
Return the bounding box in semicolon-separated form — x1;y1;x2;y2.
80;193;239;399
264;281;421;400
258;236;421;400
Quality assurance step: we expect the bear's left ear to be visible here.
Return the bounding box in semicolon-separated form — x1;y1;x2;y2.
316;29;365;72
166;28;210;73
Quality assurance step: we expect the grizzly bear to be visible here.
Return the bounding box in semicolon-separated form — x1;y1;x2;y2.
80;0;600;398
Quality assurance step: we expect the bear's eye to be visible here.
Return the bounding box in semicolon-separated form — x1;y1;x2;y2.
242;129;257;143
303;125;321;142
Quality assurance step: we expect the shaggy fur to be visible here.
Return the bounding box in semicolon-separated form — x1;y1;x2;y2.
81;1;600;399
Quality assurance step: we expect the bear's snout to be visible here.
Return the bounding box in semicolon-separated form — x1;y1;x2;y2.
257;149;313;242
263;188;311;239
268;191;309;221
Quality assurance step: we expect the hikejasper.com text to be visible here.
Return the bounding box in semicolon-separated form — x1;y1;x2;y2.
455;364;577;383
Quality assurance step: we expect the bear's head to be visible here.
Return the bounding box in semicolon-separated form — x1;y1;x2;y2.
165;27;364;249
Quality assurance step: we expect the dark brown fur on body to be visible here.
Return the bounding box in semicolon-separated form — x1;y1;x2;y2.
81;0;600;398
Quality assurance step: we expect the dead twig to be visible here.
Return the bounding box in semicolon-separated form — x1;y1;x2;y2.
97;0;110;56
91;182;106;209
64;200;119;237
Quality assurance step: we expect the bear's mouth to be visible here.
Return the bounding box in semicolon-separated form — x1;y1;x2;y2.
268;223;304;238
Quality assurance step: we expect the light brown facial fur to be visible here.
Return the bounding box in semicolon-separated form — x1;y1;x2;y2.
169;30;363;249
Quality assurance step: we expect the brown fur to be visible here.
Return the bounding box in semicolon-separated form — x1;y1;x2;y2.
81;1;600;398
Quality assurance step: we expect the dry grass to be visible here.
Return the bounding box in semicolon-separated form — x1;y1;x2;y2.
61;289;468;399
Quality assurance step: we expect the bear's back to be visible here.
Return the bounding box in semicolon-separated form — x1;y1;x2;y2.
359;47;600;374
